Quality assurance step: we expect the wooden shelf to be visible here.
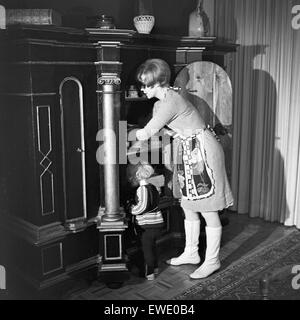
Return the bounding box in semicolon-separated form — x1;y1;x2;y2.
124;96;148;102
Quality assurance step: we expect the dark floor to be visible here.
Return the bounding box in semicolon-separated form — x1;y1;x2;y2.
62;211;295;300
2;211;296;300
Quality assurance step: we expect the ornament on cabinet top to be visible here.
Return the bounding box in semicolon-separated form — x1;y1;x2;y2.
189;0;211;37
133;0;155;34
96;14;115;29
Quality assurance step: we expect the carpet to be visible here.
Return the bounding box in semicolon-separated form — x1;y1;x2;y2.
173;229;300;300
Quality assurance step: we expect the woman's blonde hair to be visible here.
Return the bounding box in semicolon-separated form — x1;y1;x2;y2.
136;59;171;88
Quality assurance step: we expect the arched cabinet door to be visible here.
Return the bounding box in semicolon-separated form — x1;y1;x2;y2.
174;61;233;181
59;77;87;230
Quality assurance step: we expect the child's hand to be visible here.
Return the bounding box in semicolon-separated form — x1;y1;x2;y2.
124;200;133;213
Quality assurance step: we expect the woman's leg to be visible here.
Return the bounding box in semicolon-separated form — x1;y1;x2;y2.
190;211;222;279
184;209;200;221
201;211;221;228
166;208;201;265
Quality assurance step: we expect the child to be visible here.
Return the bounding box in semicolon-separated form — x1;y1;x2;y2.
126;161;164;280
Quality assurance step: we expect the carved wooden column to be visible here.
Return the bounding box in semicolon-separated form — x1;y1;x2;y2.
95;44;129;284
98;77;122;222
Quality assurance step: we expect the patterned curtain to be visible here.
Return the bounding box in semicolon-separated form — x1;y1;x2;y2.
215;0;300;228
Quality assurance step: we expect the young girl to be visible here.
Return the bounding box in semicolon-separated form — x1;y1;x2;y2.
126;161;164;280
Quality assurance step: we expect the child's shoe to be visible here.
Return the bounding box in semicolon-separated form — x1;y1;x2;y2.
145;265;156;280
146;273;155;281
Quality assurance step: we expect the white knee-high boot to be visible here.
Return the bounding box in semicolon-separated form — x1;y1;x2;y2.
190;226;222;279
167;220;201;265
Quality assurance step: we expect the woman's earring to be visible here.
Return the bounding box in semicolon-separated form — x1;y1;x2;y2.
164;89;168;99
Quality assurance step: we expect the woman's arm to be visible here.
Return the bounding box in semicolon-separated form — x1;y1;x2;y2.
136;100;177;141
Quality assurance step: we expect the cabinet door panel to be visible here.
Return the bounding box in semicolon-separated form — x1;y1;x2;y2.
60;78;86;221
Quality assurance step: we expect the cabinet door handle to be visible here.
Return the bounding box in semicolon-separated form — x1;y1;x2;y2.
76;148;85;153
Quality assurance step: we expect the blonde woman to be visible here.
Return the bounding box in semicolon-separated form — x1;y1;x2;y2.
134;59;233;279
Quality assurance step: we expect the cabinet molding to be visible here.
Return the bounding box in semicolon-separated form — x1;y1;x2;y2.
0;213;66;245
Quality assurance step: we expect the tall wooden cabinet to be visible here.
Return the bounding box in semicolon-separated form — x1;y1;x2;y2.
0;25;236;295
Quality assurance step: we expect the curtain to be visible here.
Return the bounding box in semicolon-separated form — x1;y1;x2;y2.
215;0;300;228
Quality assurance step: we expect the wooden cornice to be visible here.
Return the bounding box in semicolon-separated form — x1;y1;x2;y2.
1;25;238;53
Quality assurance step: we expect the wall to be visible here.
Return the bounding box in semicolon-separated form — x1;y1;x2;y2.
0;0;215;36
215;0;300;228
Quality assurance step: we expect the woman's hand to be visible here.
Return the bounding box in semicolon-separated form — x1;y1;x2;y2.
127;128;140;147
127;140;148;155
162;128;181;139
163;129;175;136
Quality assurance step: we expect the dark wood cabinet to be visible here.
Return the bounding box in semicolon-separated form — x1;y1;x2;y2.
0;25;236;295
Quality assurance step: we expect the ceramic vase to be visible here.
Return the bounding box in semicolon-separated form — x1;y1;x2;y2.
189;0;210;37
133;0;155;34
134;15;155;34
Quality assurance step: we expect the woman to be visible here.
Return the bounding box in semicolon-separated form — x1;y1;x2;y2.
134;59;233;279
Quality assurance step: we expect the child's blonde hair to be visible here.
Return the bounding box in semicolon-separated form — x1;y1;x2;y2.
127;161;154;183
136;162;154;180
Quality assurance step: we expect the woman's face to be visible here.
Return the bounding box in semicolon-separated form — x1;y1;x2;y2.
140;74;159;99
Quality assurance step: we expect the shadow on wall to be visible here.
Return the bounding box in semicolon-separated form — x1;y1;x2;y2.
234;44;289;222
215;6;288;222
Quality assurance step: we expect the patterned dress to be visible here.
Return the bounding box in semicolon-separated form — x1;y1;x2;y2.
175;128;233;212
136;89;234;213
